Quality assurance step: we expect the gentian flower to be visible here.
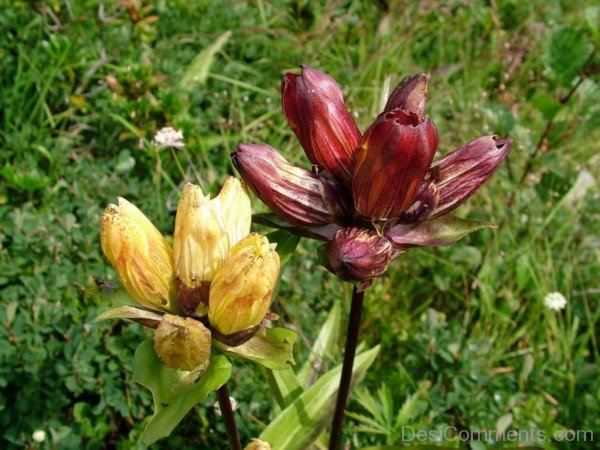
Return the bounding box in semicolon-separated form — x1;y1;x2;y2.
232;67;511;289
99;177;280;370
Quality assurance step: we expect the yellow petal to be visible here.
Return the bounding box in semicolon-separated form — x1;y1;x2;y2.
208;233;280;335
213;177;252;254
100;198;176;311
153;314;212;371
173;179;251;287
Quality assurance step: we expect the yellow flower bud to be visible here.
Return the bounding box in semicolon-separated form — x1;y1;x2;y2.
153;314;212;371
244;439;271;450
208;233;280;335
100;197;176;312
173;179;251;284
173;179;251;316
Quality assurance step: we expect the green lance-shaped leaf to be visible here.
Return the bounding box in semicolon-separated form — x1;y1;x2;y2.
132;340;232;445
215;327;296;370
264;367;303;409
259;345;380;450
297;301;342;388
93;306;163;324
180;31;232;89
91;287;164;325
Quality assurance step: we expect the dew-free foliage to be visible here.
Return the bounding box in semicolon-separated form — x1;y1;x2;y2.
0;1;598;449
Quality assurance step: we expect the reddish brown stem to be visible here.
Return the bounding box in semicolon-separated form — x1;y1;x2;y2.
328;285;365;450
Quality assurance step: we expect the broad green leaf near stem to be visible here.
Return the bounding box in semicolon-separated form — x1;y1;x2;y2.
215;327;296;370
297;301;342;388
132;340;232;445
260;345;380;450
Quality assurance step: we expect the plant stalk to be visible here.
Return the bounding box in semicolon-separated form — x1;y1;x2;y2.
328;285;365;450
217;383;242;450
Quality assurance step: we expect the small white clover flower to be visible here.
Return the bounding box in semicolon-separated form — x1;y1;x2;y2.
32;430;46;442
152;127;185;149
214;397;239;417
544;292;567;311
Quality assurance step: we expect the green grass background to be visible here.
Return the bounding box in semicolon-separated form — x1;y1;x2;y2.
0;0;599;448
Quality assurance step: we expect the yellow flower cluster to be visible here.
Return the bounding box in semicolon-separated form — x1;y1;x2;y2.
100;177;280;371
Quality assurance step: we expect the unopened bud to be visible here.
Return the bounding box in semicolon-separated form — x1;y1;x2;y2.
328;227;396;284
208;234;280;335
353;110;439;220
100;197;176;312
173;179;251;316
153;314;212;371
384;73;429;117
282;66;361;182
244;439;271;450
232;144;352;227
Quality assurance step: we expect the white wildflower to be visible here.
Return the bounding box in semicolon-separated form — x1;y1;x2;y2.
544;292;567;311
32;430;46;442
214;397;239;417
152;127;185;149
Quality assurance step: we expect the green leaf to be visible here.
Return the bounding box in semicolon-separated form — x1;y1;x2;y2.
267;229;300;266
92;306;163;324
215;327;296;370
132;340;231;445
388;215;495;248
264;367;303;409
180;31;232;89
91;288;165;324
531;93;563;122
297;301;342;387
260;346;380;450
545;27;593;86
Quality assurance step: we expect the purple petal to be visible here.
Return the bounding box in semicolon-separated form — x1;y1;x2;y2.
282;66;362;183
384;73;429;117
232;144;351;227
427;136;512;219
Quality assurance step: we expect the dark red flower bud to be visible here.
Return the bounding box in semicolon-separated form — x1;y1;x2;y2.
352;110;439;220
231;144;352;227
426;136;512;219
327;227;397;284
384;73;429;117
282;66;362;183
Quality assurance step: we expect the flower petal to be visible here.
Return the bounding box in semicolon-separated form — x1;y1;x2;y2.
282;66;362;182
352;110;439;220
100;198;176;312
208;234;280;335
427;136;512;219
384;73;429;117
173;183;226;287
232;143;351;227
